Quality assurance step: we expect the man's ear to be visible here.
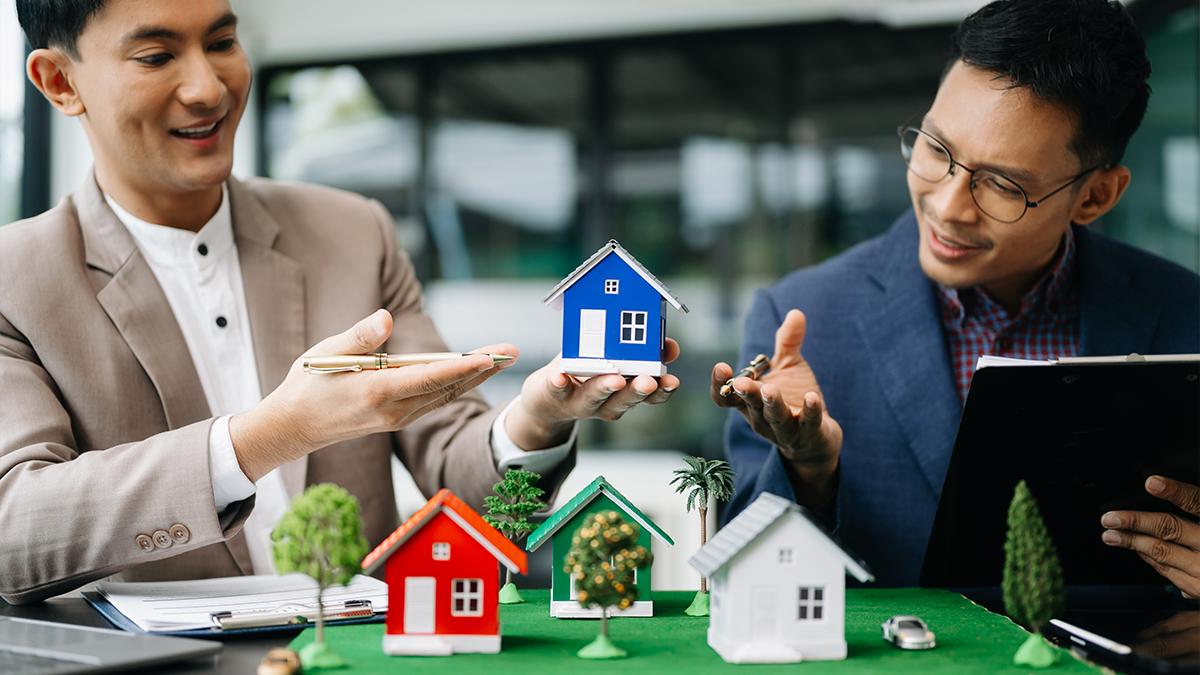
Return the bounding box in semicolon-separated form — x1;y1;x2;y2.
1070;165;1130;226
27;48;85;117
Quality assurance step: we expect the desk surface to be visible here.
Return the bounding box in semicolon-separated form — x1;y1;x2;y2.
289;589;1097;674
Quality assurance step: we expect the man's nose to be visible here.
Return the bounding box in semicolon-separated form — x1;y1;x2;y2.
927;166;979;225
176;52;225;110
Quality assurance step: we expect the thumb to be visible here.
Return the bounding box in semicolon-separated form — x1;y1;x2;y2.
305;309;393;357
773;309;808;366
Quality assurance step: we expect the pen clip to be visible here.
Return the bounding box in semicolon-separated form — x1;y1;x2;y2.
304;364;363;373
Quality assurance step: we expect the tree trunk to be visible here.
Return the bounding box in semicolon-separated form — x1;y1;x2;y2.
699;507;708;593
315;586;325;645
600;607;609;637
506;567;513;585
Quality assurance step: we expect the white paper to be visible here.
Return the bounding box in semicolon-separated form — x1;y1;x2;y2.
96;573;388;632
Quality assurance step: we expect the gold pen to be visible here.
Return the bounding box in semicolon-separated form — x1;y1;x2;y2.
303;352;513;374
720;353;770;397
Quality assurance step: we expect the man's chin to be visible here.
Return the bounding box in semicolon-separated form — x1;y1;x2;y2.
918;248;980;289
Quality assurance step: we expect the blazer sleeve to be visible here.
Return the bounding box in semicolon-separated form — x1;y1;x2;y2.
0;313;254;605
368;201;574;510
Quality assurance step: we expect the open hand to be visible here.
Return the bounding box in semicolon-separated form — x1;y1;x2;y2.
711;309;842;478
504;338;681;450
1101;475;1200;598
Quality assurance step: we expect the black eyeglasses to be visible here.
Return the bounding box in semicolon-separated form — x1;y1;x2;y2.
898;126;1101;223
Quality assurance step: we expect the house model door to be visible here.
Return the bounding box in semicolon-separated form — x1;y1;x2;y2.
752;586;779;637
578;309;606;357
404;577;436;634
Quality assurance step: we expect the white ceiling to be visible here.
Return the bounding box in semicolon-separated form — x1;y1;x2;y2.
233;0;993;66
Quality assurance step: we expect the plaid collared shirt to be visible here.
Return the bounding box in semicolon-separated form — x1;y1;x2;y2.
937;229;1081;401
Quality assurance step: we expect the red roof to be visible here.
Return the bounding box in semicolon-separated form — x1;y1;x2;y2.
361;489;528;575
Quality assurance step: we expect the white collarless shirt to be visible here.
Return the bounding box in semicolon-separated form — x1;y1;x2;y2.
105;188;573;575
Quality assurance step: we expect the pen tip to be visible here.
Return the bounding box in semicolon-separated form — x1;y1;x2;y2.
491;355;515;363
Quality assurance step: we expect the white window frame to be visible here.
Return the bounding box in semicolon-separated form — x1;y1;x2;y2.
604;279;620;294
451;578;484;617
797;586;825;621
432;542;450;561
620;311;648;344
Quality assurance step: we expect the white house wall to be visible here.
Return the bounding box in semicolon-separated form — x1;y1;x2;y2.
720;515;847;653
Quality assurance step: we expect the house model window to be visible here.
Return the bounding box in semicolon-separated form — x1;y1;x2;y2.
604;279;619;294
778;547;794;565
620;311;648;344
432;542;451;560
798;586;825;621
451;578;484;616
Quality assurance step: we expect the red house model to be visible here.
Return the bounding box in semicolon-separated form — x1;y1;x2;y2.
360;489;528;656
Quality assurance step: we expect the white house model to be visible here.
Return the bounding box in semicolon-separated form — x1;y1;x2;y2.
688;492;874;664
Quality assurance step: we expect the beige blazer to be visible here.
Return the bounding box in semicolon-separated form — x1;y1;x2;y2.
0;173;572;604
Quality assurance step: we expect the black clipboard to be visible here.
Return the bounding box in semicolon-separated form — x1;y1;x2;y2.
920;357;1200;589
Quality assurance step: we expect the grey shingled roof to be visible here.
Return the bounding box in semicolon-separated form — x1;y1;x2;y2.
542;239;688;313
689;492;873;583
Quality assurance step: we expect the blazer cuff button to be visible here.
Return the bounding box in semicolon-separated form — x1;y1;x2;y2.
135;534;155;552
169;523;191;544
152;529;173;549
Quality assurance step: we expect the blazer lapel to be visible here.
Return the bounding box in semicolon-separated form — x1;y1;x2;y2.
227;178;309;499
79;172;212;430
854;213;962;500
1075;225;1160;356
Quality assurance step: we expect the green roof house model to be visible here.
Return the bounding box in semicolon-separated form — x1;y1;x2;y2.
526;476;674;618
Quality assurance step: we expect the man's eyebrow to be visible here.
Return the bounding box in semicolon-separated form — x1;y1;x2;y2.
120;13;238;45
921;117;1037;183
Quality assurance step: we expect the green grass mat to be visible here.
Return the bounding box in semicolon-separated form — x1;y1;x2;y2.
289;589;1097;673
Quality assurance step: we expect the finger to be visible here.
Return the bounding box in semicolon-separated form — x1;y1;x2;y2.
304;309;391;357
398;365;504;425
711;363;742;408
1137;553;1200;602
645;373;680;405
569;374;627;415
593;375;656;420
1102;530;1200;577
1146;475;1200;518
761;384;801;451
662;337;681;364
377;352;495;398
772;309;807;368
466;342;520;369
1136;611;1200;640
732;377;766;416
544;370;576;401
1101;509;1200;549
1134;624;1200;660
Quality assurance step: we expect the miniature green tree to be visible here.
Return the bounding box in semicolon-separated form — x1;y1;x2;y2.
1002;480;1065;668
272;483;369;671
483;468;546;604
670;456;735;616
565;511;652;659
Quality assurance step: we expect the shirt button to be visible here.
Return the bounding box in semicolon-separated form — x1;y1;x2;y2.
135;534;155;552
215;316;228;328
197;243;209;256
152;529;173;549
169;523;191;544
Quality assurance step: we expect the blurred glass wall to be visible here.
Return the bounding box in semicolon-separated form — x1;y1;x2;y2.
258;10;1198;459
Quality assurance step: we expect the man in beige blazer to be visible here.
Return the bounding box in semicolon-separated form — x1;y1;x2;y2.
2;0;680;604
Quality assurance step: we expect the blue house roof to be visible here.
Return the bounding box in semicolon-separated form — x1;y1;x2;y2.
542;239;689;313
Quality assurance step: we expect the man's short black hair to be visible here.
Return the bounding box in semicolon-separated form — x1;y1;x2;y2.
950;0;1151;168
16;0;108;59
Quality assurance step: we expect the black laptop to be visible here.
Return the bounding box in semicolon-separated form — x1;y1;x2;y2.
920;357;1200;673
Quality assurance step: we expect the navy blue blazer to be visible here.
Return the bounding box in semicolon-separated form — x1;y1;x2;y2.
723;210;1200;586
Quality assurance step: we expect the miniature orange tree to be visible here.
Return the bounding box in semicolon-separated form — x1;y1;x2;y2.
671;456;734;616
1002;480;1064;668
483;468;546;604
565;511;652;659
272;483;368;670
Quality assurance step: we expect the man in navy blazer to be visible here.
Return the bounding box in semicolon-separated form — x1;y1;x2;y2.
714;0;1200;591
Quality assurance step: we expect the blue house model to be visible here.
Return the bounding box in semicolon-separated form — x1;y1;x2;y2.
543;240;688;377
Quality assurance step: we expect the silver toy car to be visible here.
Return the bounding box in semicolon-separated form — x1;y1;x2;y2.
881;615;937;650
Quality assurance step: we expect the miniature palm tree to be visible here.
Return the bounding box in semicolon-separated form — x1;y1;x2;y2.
565;511;652;659
1002;480;1064;668
272;483;368;671
483;468;546;604
670;456;734;616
